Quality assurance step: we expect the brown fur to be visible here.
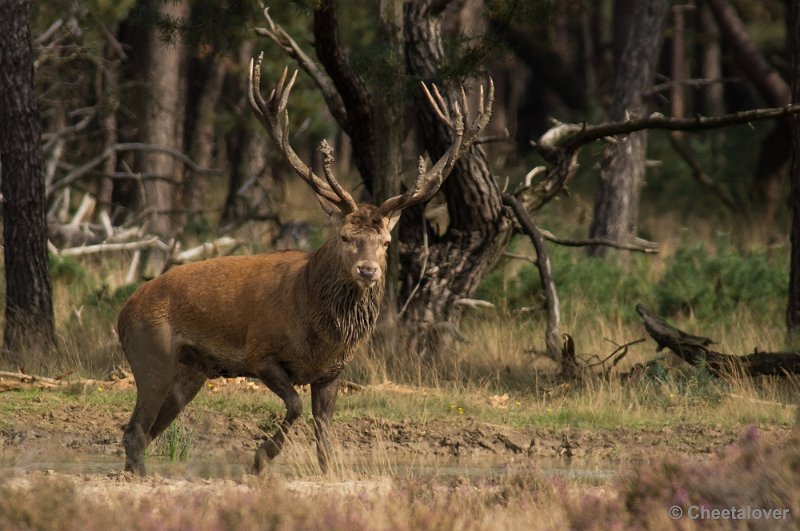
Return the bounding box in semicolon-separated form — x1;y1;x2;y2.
118;205;394;474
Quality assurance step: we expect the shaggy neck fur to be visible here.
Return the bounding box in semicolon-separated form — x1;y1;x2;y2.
306;238;383;348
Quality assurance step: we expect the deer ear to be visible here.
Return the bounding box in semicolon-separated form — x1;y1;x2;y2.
386;210;401;231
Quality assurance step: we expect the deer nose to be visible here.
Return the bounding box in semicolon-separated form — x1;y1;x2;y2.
357;264;378;280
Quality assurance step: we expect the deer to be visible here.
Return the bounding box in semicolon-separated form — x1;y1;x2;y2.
117;52;494;475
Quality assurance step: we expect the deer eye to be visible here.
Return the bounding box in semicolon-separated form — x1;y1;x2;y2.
341;236;349;243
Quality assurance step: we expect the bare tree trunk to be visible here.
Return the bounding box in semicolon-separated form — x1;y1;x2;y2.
374;0;405;305
185;58;226;227
96;41;122;224
401;1;511;350
588;0;669;258
0;0;55;359
789;0;800;341
671;4;691;131
135;0;188;237
613;0;636;67
707;0;791;223
699;0;725;115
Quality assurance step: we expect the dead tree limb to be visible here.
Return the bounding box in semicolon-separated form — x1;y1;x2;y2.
636;304;800;377
48;143;222;197
668;132;739;212
502;193;560;360
523;104;800;213
253;8;348;129
538;228;658;253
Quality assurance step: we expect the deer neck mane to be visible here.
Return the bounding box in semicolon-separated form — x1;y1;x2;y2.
305;238;383;347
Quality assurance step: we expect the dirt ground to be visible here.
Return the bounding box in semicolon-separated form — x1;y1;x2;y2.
1;377;795;501
1;385;792;468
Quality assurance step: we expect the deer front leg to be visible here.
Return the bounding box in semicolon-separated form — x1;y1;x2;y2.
255;359;302;472
311;376;339;473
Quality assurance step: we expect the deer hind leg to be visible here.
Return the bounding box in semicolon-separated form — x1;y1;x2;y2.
147;363;206;442
123;375;172;475
121;325;175;475
254;359;302;472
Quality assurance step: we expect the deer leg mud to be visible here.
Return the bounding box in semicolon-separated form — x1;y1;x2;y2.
254;359;302;472
311;376;339;473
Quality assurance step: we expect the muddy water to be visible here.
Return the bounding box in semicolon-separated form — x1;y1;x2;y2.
2;454;617;486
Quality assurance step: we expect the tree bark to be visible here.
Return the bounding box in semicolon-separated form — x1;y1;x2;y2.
401;1;511;351
374;0;405;305
96;40;122;224
789;0;800;342
588;0;669;258
185;57;226;227
699;0;725;116
134;0;188;237
312;0;377;189
0;0;56;358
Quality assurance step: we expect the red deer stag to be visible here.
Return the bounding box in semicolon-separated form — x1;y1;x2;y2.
118;53;493;475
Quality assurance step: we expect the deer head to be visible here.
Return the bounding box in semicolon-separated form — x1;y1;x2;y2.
248;54;493;289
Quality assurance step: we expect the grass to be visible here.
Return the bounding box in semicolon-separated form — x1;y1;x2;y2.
149;419;194;461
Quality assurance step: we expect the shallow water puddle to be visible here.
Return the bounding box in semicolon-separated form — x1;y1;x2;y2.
1;454;617;486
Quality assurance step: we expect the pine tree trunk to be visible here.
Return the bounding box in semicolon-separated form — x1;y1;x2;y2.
374;0;405;305
400;1;511;351
0;0;55;359
788;0;800;341
96;41;121;224
134;0;188;237
185;58;226;227
699;0;725;116
588;0;669;258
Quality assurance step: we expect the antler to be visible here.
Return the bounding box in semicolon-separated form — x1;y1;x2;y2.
248;53;358;213
379;78;495;216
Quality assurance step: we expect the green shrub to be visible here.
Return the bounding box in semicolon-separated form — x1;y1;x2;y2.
654;241;787;322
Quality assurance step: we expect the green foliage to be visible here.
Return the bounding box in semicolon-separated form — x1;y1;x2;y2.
655;241;787;321
82;283;141;311
49;256;90;287
478;235;788;325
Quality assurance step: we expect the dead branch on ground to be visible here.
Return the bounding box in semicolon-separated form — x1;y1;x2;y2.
637;304;800;377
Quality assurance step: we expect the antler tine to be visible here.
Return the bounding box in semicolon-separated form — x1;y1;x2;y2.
248;55;268;120
320;140;358;212
247;58;356;213
421;82;451;127
462;78;494;147
277;69;298;115
378;78;493;216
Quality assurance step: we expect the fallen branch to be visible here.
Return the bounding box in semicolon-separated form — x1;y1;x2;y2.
636;303;800;377
173;236;239;263
55;237;164;257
